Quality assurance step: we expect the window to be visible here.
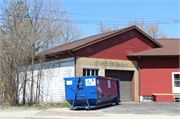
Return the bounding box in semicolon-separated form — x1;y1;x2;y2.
172;72;180;93
174;74;180;87
83;69;99;76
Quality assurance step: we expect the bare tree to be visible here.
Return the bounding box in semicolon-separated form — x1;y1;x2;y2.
97;19;168;39
58;18;83;44
0;0;82;105
97;21;119;34
125;19;168;39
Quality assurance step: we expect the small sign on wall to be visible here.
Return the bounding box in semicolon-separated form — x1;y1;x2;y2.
85;78;96;86
107;80;111;88
66;80;72;85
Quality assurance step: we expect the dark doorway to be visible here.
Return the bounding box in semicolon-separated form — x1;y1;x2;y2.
105;70;134;102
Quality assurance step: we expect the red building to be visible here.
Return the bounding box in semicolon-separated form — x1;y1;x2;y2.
37;26;180;102
128;39;180;102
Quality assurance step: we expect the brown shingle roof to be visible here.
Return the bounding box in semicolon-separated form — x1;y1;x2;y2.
127;39;180;57
36;25;162;56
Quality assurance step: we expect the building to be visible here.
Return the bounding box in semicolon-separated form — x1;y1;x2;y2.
33;25;179;103
128;38;180;102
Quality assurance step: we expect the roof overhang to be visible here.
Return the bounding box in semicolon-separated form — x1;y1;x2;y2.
35;50;70;58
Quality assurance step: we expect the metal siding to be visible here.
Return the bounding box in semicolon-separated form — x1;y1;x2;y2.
140;57;180;102
76;29;158;60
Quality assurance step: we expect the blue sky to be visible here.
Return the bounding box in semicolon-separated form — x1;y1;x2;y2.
61;0;180;38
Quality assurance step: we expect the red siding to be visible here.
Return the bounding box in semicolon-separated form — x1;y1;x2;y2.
76;29;159;60
140;57;180;102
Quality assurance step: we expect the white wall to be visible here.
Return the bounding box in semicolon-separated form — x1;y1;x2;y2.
19;57;75;103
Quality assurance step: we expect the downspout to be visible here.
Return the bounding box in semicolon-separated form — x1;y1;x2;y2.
68;50;76;77
138;56;141;102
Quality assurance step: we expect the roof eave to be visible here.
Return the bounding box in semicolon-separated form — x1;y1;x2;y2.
35;50;71;58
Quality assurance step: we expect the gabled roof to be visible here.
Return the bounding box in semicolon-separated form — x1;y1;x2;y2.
36;25;162;56
127;39;180;57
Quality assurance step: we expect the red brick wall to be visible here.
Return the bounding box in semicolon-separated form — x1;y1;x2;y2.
76;29;159;60
140;57;180;102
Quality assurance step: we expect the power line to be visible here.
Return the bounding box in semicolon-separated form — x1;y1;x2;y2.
37;10;180;19
0;14;179;25
38;9;180;17
66;12;180;19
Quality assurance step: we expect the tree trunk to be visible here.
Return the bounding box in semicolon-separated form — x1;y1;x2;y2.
30;56;34;105
16;70;19;105
23;65;28;105
30;44;35;105
35;74;39;104
38;58;43;104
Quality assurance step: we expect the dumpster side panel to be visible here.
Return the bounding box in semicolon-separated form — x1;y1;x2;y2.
64;77;79;100
96;77;119;105
64;76;98;106
64;77;89;106
64;76;120;109
81;76;97;99
117;79;120;102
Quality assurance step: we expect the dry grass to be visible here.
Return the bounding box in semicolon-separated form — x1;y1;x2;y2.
0;102;71;110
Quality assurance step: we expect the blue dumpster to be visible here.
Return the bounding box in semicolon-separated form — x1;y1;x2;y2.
64;76;120;110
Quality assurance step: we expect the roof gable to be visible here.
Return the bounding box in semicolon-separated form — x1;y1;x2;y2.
36;25;163;56
76;28;160;60
72;25;163;51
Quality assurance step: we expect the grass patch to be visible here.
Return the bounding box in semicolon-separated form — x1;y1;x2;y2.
24;102;72;110
60;102;72;108
1;104;9;110
0;102;71;110
0;100;10;110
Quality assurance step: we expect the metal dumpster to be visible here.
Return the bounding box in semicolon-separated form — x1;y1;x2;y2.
64;76;120;110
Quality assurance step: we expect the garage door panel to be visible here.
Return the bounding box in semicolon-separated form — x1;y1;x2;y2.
105;70;134;102
120;81;132;101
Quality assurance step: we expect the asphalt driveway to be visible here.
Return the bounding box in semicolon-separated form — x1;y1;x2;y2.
101;102;180;115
